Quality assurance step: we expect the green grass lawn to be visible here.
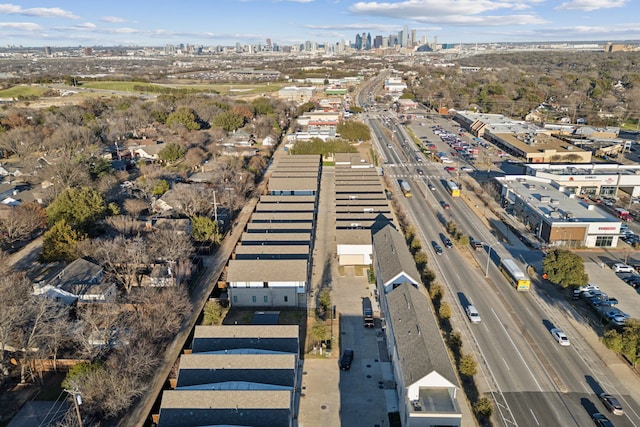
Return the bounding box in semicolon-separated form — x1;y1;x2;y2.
80;80;285;96
0;85;47;98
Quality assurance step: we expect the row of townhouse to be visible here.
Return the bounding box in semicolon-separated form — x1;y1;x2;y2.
226;154;322;308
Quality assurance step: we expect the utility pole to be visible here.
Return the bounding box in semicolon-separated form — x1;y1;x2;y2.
64;389;83;427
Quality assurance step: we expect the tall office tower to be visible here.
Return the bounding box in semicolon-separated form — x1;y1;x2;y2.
266;38;272;48
235;42;242;53
365;33;372;50
44;46;51;56
355;33;362;50
421;35;427;46
402;25;409;47
164;44;176;55
374;35;383;48
411;29;416;47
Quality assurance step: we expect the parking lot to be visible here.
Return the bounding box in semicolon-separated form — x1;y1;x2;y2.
582;259;640;320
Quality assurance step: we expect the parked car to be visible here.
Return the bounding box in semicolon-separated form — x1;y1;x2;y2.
612;263;634;273
599;393;624;416
592;412;615;427
550;328;570;346
339;349;354;371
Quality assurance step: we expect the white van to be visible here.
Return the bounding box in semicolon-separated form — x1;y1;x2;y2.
613;263;634;273
466;305;481;323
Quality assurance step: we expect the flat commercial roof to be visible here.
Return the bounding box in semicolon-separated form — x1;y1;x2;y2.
527;163;640;176
499;176;618;222
490;131;590;156
335;185;385;194
227;259;308;282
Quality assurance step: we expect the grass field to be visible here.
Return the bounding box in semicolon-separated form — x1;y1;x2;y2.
80;80;286;96
0;85;47;98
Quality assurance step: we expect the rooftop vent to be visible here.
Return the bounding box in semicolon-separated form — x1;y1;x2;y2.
412;400;423;411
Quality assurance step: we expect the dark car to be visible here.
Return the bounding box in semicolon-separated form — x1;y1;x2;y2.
600;393;624;415
592;412;615;427
441;201;450;209
432;241;444;255
339;349;354;371
443;237;453;248
416;168;424;175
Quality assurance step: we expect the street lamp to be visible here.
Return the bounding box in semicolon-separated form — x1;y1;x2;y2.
485;243;496;278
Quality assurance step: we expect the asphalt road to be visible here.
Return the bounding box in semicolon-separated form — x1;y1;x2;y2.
371;111;640;427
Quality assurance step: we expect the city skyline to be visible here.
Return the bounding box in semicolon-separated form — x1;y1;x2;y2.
0;0;638;48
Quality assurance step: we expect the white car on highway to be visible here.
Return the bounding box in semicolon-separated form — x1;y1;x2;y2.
551;328;570;346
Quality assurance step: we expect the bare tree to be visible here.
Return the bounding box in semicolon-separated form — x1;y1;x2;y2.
123;198;149;219
0;126;41;158
92;236;149;293
146;226;194;269
170;184;215;218
73;303;125;359
124;286;192;344
105;215;141;237
0;273;32;366
0;202;47;246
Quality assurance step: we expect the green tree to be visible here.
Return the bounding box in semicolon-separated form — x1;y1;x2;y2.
473;397;493;418
602;329;624;353
152;179;170;196
542;249;589;288
318;288;332;314
166;107;201;130
62;361;102;390
212;111;245;132
42;219;86;262
459;353;478;377
158;142;186;162
310;319;328;346
46;187;107;233
336;120;371;142
191;215;220;243
202;300;224;325
252;97;274;115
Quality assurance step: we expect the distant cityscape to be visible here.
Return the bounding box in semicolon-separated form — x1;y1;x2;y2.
1;23;639;59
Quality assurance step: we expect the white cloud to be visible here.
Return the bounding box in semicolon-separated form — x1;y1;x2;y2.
100;16;127;23
0;21;40;30
0;3;79;19
75;22;97;29
287;0;314;2
349;0;539;18
555;0;627;11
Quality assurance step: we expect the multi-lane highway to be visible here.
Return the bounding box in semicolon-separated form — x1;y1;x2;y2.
367;107;640;426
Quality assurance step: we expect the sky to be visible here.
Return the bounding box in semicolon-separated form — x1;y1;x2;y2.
0;0;638;48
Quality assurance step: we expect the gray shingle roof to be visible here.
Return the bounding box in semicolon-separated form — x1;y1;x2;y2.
386;283;458;387
372;224;420;286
